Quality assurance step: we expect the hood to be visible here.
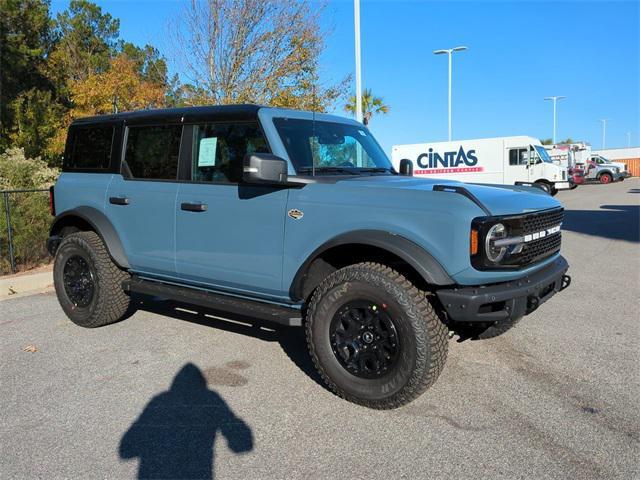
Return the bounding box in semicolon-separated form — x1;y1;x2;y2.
336;175;561;216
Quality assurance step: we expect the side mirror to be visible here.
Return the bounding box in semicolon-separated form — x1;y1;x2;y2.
243;153;288;185
399;159;413;176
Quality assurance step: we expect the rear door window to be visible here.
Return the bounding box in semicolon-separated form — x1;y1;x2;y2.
124;125;183;180
66;125;114;170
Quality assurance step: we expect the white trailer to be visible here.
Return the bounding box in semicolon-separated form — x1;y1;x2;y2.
391;136;571;194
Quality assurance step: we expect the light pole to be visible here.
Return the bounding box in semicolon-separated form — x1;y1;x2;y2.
433;46;467;141
543;96;566;144
599;119;609;149
354;0;362;123
626;132;631;148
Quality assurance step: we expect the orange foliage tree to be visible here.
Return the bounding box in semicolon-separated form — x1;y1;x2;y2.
49;54;166;155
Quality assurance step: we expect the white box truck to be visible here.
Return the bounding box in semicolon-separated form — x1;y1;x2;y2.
391;136;571;194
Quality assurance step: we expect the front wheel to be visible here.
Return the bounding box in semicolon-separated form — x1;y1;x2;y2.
306;262;448;409
53;231;131;328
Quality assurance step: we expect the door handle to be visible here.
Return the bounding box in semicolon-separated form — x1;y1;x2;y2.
109;196;130;205
181;202;208;212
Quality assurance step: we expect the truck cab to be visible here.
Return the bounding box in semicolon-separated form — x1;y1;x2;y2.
47;106;571;409
503;140;570;194
589;154;629;179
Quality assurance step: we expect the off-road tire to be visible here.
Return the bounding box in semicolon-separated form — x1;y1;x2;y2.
54;231;130;328
305;262;448;409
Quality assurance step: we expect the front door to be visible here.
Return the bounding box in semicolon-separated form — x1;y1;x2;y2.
105;124;183;277
174;122;288;300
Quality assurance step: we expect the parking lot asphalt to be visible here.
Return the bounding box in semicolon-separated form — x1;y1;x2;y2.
1;179;639;480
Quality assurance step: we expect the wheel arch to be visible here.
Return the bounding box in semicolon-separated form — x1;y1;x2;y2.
49;207;130;269
290;230;453;302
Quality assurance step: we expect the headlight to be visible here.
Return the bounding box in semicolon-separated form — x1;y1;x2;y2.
485;223;507;263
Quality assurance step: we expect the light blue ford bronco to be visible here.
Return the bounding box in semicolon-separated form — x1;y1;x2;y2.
48;105;570;408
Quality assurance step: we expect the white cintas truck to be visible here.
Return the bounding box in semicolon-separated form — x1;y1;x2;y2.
391;136;571;195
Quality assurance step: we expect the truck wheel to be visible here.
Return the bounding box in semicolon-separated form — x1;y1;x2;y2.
305;262;448;409
53;231;130;328
599;173;612;184
535;181;552;194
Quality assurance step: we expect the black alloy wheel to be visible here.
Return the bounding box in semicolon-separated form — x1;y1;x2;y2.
329;300;400;378
63;254;96;307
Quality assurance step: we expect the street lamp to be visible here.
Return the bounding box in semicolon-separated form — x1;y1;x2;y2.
626;132;632;148
354;0;362;123
599;119;609;149
433;46;467;141
543;96;566;144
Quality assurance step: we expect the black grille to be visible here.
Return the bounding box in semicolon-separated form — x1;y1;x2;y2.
522;208;564;236
519;232;562;264
517;208;564;265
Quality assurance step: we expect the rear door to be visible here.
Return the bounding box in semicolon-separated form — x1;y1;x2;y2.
174;121;289;299
106;124;183;277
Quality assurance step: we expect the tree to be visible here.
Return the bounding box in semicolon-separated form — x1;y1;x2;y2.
48;0;119;83
0;0;53;151
542;137;576;146
118;42;169;85
345;89;389;125
48;55;167;155
9;89;64;160
168;0;347;110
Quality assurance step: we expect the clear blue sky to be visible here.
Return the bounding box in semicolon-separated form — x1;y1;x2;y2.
51;0;640;153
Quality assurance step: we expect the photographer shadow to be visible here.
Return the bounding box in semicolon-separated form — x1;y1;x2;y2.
119;363;253;479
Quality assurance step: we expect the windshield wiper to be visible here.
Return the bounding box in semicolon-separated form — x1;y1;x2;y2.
297;166;359;175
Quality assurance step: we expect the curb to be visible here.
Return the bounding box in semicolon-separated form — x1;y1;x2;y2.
0;270;54;302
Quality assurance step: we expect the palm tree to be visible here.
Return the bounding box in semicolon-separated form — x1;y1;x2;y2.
345;89;390;126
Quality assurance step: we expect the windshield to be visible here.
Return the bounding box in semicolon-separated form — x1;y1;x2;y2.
273;118;393;175
534;145;553;163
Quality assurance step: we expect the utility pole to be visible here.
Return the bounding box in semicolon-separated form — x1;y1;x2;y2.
433;46;468;141
599;119;609;149
626;132;631;148
354;0;362;123
544;96;566;144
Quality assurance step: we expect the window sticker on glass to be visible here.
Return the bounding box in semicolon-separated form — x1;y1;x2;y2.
198;137;218;166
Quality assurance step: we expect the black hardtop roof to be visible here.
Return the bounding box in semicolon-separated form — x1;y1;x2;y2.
71;104;266;126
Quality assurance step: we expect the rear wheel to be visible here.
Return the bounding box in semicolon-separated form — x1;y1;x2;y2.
54;231;130;328
599;173;613;184
306;262;448;409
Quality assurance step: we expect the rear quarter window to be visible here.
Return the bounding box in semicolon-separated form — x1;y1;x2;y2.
65;125;115;170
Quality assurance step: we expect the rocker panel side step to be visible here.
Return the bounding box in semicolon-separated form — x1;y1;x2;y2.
123;276;302;327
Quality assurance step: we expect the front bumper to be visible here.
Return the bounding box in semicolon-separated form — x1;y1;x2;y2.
553;181;571;190
620;171;631;179
436;256;570;323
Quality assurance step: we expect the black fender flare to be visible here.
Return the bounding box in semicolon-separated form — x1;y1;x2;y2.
49;207;130;269
290;230;454;300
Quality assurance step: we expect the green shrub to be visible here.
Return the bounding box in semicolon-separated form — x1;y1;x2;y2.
0;148;59;274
